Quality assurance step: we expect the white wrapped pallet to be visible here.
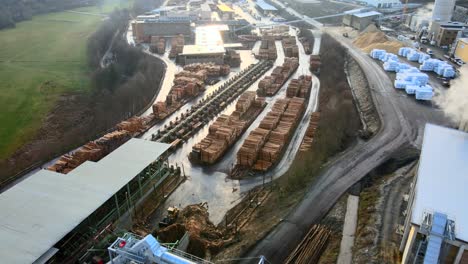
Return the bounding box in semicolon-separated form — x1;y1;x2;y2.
384;60;399;71
415;88;434;100
396;63;411;72
398;47;412;57
370;49;386;59
406;50;421;61
418;54;430;64
395;80;412;89
443;67;456;78
405;84;419;94
420;59;439;71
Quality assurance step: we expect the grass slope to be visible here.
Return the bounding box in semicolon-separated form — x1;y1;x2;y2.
0;0;128;159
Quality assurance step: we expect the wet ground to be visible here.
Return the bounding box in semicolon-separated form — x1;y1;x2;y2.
146;27;322;225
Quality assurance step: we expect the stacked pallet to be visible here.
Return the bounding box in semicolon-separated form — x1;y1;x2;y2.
169;34;184;58
116;116;146;134
150;36;165;54
282;36;299;58
191;91;266;164
257;57;299;96
257;37;277;60
300;112;320;152
183;63;230;76
286;75;312;98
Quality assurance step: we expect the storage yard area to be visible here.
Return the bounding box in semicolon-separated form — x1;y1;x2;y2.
1;0;465;263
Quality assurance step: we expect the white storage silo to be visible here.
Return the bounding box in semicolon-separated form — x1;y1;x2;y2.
431;0;456;22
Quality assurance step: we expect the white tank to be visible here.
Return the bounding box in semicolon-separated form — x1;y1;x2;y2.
432;0;456;22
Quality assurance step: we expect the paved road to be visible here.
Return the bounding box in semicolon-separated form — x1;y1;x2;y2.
244;29;413;262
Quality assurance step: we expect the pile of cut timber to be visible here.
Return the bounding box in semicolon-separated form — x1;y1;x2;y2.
284;225;332;264
150;36;165;54
261;25;290;40
169;35;184;58
236;96;306;171
310;55;321;72
282;36;299;58
286;75;312;98
257;57;299;96
183;63;230;76
191;91;266;164
256;37;277;60
299;112;320;152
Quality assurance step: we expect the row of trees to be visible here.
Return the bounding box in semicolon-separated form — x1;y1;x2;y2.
0;0;100;29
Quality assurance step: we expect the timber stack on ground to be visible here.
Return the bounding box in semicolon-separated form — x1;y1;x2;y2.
300;112;320;152
190;91;266;164
284;225;332;264
282;36;299;58
257;57;299;96
256;37;277;60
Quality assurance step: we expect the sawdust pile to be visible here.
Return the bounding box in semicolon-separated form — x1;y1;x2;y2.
353;25;404;54
156;203;233;258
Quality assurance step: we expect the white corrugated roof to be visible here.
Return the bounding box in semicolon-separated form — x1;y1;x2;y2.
411;124;468;242
0;138;170;264
353;11;382;18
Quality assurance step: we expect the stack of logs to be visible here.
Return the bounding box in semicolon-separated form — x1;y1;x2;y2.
169;34;184;58
286;75;312;98
47;116;151;174
257;57;299;96
300;112;320;152
284;225;332;264
150;36;165;54
282;36;299;58
191;91;266;164
256;37;277;60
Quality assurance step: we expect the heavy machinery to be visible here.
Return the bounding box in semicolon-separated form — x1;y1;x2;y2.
159;207;180;228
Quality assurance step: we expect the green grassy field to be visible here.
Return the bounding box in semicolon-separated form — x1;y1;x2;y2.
0;0;130;159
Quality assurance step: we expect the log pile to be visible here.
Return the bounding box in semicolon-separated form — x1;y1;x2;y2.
47;130;131;174
236;96;305;171
169;34;184;58
150;36;165;54
299;37;311;55
300;112;320;152
261;25;290;40
183;63;230;77
310;54;321;73
284;225;332;264
257;57;299;96
191;91;266;164
286;75;312;98
282;36;299;58
256;37;277;60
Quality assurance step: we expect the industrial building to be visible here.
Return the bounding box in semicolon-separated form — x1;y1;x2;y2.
359;0;401;9
430;21;468;47
217;4;235;20
454;38;468;62
131;14;192;42
432;0;456;22
0;139;181;263
400;124;468;264
342;11;382;31
255;0;278;16
453;4;468;23
179;25;234;65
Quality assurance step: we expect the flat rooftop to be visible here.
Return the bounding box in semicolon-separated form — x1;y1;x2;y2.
256;0;278;11
411;124;468;242
0;138;170;264
182;45;225;55
353;11;382;18
217;4;234;13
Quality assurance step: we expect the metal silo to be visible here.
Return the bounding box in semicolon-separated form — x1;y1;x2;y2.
431;0;456;22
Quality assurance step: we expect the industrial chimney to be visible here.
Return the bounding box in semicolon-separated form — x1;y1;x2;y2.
432;0;456;22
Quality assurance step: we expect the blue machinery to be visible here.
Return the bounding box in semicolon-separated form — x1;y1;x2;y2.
108;233;267;264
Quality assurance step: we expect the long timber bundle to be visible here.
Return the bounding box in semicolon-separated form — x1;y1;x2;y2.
284;224;332;264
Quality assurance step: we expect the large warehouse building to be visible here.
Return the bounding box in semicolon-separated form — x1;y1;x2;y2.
342;11;382;31
0;139;180;263
400;124;468;264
